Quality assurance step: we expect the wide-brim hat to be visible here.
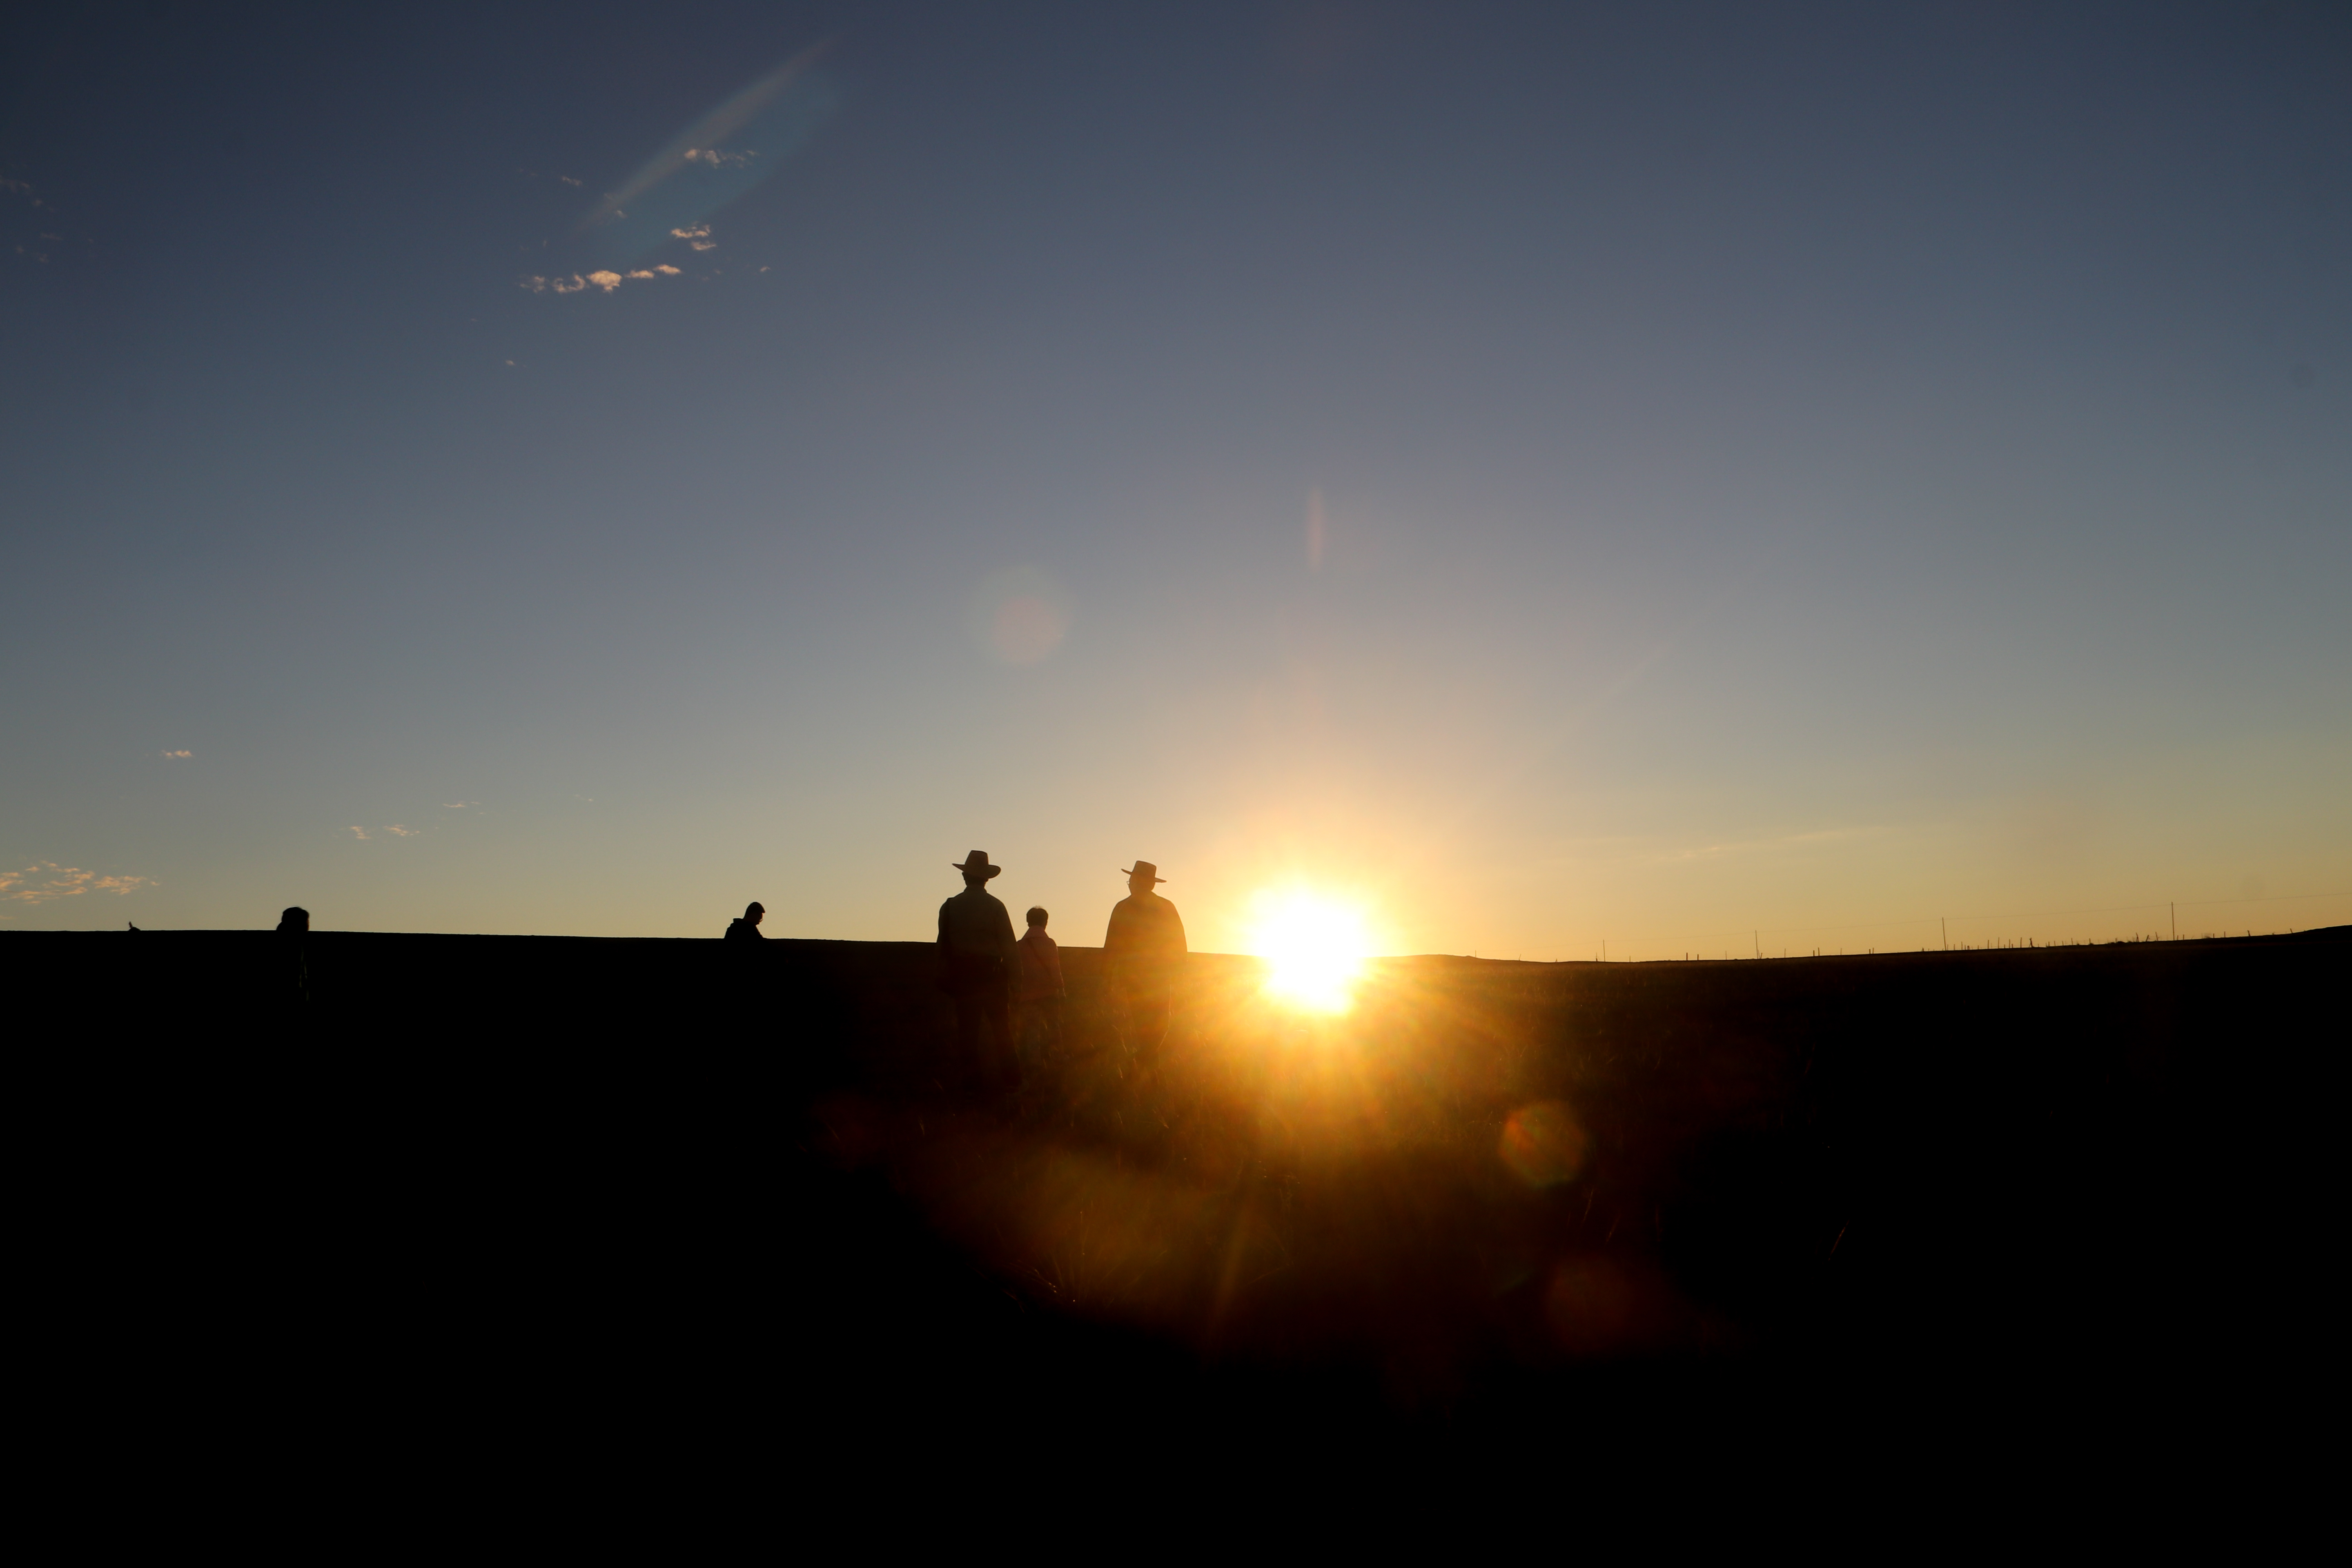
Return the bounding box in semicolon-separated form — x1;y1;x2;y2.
1120;861;1166;884
952;850;1001;878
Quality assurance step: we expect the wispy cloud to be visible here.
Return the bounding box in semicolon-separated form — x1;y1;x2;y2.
579;42;833;238
347;826;370;840
1;862;155;903
671;222;717;251
161;749;191;759
381;824;421;837
440;801;480;809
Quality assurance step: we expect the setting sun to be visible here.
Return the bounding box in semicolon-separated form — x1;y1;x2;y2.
1250;890;1374;1014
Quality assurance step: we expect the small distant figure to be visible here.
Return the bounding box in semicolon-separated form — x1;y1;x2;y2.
938;851;1020;1094
725;901;766;941
276;906;310;1003
127;922;139;932
1105;862;1185;1057
1013;905;1066;1067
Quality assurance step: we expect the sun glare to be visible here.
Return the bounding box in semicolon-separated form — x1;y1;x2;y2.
1251;890;1373;1014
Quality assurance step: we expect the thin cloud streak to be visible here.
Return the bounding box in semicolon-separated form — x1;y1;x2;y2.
521;263;682;295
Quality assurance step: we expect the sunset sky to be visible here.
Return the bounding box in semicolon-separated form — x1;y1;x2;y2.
4;2;2347;957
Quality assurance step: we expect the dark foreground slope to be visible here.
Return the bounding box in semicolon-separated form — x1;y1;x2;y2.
11;928;2342;1481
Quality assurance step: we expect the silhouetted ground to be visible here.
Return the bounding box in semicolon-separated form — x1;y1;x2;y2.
13;927;2341;1487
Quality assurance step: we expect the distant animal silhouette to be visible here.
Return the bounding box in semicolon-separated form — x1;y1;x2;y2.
938;851;1019;1094
725;901;766;941
1105;862;1185;1056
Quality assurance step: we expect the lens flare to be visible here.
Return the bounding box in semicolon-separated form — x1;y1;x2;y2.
1250;890;1372;1014
1500;1101;1588;1187
967;566;1073;665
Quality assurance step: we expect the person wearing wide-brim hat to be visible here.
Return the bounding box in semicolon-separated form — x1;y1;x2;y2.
938;851;1020;1093
1104;861;1186;1057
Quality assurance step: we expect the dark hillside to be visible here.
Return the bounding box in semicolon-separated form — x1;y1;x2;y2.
12;928;2338;1474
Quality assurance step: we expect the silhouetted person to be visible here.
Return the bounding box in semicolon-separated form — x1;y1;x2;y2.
725;901;766;941
276;906;310;1004
1013;905;1065;1069
1104;862;1185;1056
938;851;1019;1094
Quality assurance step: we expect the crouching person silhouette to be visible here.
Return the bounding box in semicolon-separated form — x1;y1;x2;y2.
724;901;766;940
938;851;1020;1095
1105;861;1185;1060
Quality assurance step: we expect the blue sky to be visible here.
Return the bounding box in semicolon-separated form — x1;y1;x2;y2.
4;1;2347;955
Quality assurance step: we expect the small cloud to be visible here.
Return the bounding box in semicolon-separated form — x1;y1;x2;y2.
525;265;682;298
381;824;421;837
161;749;191;759
347;826;370;840
671;223;717;251
505;359;516;367
440;802;479;809
559;174;583;187
2;862;154;903
684;148;756;170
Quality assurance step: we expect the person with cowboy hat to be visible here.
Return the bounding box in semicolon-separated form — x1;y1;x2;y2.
1104;860;1186;1057
938;850;1020;1093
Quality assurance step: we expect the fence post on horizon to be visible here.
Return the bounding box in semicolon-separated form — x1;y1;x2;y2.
1942;916;1948;951
2171;902;2176;941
